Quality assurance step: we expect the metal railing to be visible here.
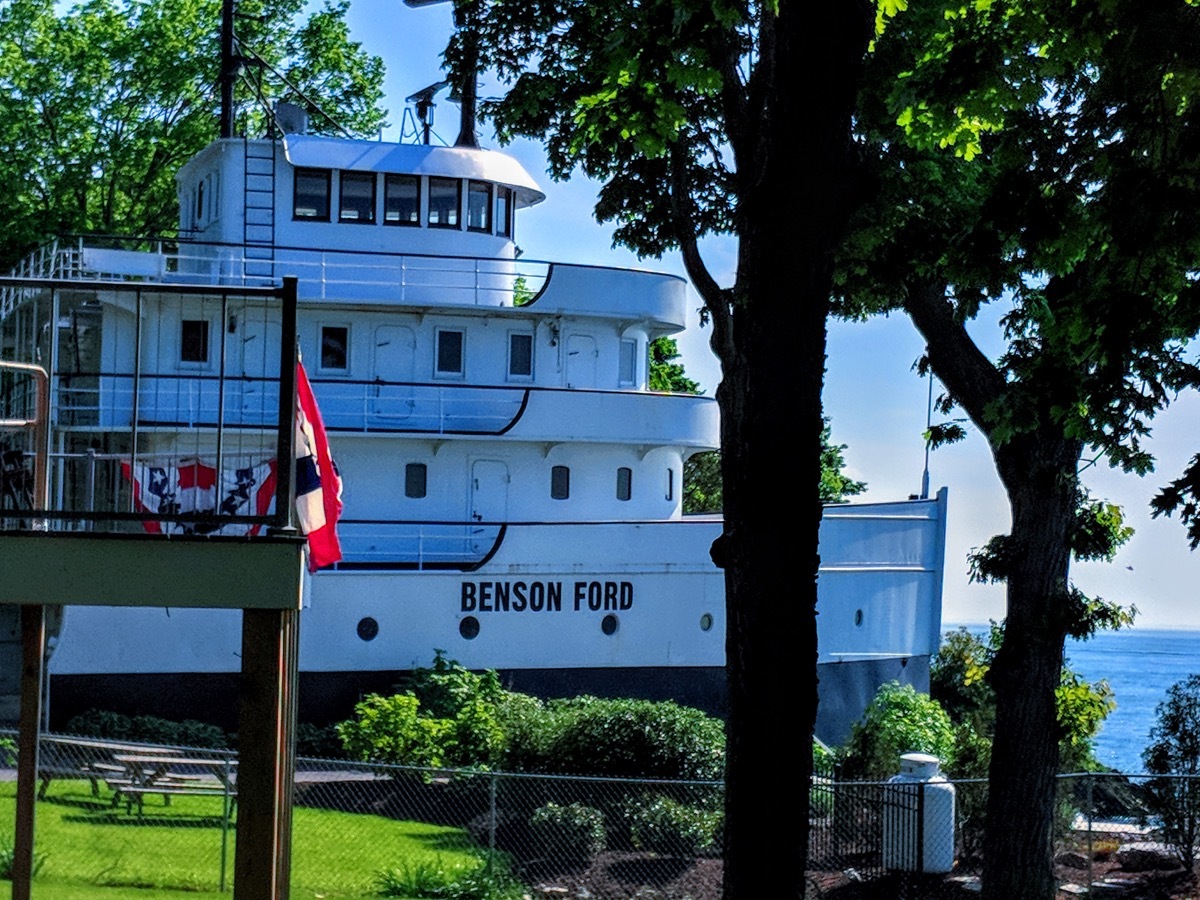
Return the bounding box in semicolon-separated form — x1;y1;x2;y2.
0;277;298;535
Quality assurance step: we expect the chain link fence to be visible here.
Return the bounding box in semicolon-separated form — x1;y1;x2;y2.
1;732;725;898
4;733;1200;898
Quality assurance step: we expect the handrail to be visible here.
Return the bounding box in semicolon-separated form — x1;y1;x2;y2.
0;362;50;518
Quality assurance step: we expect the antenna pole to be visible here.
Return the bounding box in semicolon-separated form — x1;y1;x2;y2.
453;0;479;148
921;368;932;500
220;0;236;138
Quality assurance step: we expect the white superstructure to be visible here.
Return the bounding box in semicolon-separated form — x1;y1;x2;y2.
0;106;947;744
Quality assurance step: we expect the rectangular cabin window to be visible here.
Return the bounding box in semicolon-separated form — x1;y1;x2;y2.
508;332;533;379
428;177;461;228
551;465;570;500
616;467;632;501
384;174;420;226
436;329;464;376
294;168;331;220
467;180;493;233
405;462;427;499
321;325;349;372
181;319;209;364
339;171;376;223
619;339;637;385
496;186;513;238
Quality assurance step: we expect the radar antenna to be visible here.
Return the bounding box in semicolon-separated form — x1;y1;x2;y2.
404;0;480;149
405;80;450;145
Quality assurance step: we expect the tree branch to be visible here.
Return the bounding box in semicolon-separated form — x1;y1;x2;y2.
903;279;1007;433
669;139;733;366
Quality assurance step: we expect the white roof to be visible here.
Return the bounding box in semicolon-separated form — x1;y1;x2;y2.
281;134;546;208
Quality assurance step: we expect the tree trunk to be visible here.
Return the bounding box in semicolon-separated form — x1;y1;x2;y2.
981;435;1083;900
718;5;871;897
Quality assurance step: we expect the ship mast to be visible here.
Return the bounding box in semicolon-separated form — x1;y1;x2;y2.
405;0;479;149
219;0;239;138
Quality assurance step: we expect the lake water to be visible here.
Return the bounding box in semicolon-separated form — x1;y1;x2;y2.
946;625;1200;775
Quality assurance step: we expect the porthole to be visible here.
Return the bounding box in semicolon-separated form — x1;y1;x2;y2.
699;613;714;632
460;616;481;640
854;609;864;627
601;614;619;636
356;617;379;642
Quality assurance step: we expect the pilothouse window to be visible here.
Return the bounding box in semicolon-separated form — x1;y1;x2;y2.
467;181;492;232
496;186;513;238
428;177;460;228
384;174;420;225
339;172;376;223
294;168;331;220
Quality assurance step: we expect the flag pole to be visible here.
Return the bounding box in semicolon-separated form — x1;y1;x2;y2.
273;277;299;532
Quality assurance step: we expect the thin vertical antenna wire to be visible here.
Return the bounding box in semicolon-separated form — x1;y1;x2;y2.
921;368;932;500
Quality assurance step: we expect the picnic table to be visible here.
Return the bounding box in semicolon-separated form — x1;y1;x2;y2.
36;737;185;799
108;753;238;814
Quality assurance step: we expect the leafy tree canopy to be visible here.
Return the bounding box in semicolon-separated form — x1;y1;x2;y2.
0;0;386;269
839;7;1200;891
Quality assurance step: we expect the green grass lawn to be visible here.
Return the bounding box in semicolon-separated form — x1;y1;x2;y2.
0;779;488;898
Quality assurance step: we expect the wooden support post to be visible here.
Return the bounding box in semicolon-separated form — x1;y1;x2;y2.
234;608;299;899
13;604;45;900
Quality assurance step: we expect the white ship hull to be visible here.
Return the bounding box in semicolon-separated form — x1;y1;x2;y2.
46;492;946;743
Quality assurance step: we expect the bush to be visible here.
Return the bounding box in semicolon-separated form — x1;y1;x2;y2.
337;694;449;768
375;853;526;900
838;681;956;780
65;709;229;748
1142;674;1200;867
296;722;346;759
341;655;547;770
535;696;725;779
624;793;722;856
529;802;606;862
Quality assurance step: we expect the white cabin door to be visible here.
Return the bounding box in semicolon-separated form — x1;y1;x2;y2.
372;325;415;418
565;334;598;389
469;459;509;553
235;314;281;420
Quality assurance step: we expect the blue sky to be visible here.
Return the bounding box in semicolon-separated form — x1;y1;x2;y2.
338;0;1200;631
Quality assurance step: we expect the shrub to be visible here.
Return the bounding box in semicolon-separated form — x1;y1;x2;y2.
529;802;606;862
64;709;229;748
296;722;346;759
624;793;722;856
838;681;956;780
1142;674;1200;867
337;693;449;768
343;654;547;770
375;853;526;900
536;696;725;779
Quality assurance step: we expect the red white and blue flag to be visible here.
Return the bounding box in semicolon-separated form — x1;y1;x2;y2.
122;457;277;536
294;361;343;571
